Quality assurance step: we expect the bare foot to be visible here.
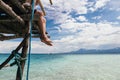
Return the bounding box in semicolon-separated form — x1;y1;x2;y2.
41;36;53;46
41;40;53;46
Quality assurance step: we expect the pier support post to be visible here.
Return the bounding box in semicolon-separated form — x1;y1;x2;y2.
16;35;29;80
16;23;30;80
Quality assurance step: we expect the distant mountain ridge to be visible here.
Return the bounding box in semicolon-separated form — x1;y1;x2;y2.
70;47;120;54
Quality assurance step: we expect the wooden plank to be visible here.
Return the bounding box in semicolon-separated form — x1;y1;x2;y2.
0;23;40;37
0;14;40;35
39;0;46;16
0;35;21;41
49;0;53;5
0;22;24;34
10;0;27;14
0;24;17;34
0;35;39;41
0;14;39;22
0;0;24;24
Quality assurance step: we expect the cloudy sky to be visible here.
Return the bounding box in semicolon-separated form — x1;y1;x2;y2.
0;0;120;53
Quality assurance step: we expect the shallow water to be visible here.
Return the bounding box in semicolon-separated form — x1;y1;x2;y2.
0;54;120;80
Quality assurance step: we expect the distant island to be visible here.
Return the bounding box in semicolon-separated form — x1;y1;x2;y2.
1;48;120;54
68;47;120;54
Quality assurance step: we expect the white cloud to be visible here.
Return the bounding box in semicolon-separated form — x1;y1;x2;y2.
1;21;120;53
95;0;110;9
117;16;120;20
76;16;88;22
107;0;120;11
42;0;88;24
55;21;120;51
0;0;120;53
0;41;20;53
89;0;110;12
92;16;102;20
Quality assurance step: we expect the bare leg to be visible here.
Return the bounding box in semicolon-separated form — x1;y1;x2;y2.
35;10;52;46
23;1;52;46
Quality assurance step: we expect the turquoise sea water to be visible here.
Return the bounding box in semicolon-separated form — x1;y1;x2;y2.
0;54;120;80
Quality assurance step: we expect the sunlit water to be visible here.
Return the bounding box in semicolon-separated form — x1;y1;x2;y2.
0;54;120;80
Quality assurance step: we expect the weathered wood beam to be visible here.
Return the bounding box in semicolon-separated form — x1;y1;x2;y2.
15;22;30;80
0;14;40;35
0;35;21;41
0;24;16;34
0;34;39;41
0;0;24;24
49;0;53;5
14;34;30;52
0;14;39;22
10;0;27;13
0;33;4;37
0;52;14;70
0;22;40;35
16;35;29;80
0;22;24;34
39;0;46;16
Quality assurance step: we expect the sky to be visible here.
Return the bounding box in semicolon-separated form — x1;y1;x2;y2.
0;0;120;53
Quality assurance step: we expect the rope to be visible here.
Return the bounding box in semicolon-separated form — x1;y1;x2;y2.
1;50;26;80
10;50;26;80
14;53;22;80
26;0;35;80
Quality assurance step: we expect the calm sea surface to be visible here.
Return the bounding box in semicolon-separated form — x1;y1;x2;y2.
0;54;120;80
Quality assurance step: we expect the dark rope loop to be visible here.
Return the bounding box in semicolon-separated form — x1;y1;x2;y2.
10;50;27;80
